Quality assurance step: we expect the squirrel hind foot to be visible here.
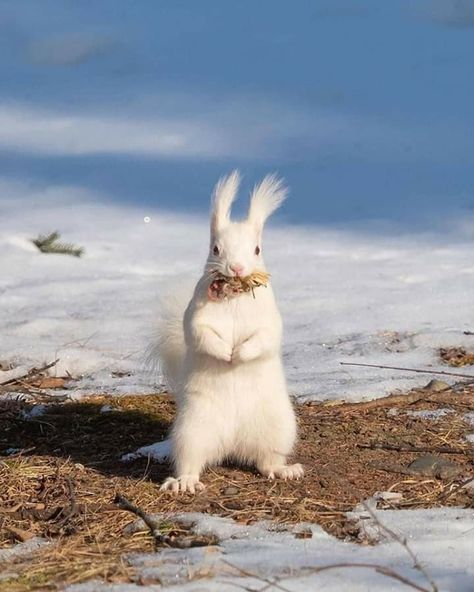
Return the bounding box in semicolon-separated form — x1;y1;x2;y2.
260;463;304;481
160;475;205;495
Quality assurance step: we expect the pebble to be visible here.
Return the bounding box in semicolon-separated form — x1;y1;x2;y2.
408;454;462;479
423;379;450;392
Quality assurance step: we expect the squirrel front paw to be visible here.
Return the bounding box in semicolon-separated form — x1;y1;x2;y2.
160;475;205;495
220;342;233;363
206;340;232;362
232;339;261;363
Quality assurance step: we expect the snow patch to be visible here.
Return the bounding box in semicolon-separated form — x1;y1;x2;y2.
1;182;474;402
121;439;171;463
407;408;454;420
65;509;474;592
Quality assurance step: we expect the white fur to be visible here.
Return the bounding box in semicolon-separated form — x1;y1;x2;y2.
157;171;303;494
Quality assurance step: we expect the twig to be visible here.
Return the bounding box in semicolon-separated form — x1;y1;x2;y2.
0;359;60;388
361;501;438;592
114;493;168;548
340;361;474;380
114;493;218;549
222;560;294;592
368;461;425;476
223;559;433;592
358;442;470;455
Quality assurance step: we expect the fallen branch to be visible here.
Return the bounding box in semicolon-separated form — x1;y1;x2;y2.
358;442;469;455
368;461;419;476
114;493;169;548
332;392;430;411
114;493;218;549
340;361;474;380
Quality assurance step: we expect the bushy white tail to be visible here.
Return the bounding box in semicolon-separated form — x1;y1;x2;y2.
147;282;192;394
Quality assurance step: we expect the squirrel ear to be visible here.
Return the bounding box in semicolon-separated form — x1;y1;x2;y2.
211;170;240;235
248;174;287;230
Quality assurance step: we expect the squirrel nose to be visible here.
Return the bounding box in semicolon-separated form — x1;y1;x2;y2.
230;264;244;277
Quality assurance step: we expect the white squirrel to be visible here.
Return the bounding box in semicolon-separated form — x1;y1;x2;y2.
158;171;303;494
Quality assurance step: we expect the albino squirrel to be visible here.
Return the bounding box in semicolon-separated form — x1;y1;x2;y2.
158;171;303;494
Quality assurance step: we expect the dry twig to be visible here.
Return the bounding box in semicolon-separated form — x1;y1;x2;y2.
114;493;218;549
358;442;469;455
340;361;474;381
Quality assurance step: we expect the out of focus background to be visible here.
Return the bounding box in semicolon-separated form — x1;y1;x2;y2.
1;0;473;400
1;0;474;227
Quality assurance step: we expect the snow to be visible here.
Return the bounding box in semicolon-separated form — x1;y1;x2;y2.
0;538;52;563
121;439;171;463
464;412;474;427
65;508;474;592
407;408;454;420
2;179;474;591
1;179;473;402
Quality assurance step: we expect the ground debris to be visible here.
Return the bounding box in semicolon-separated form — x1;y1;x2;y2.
0;386;473;590
440;347;474;367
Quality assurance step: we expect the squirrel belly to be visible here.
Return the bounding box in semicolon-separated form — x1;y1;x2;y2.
159;284;300;495
176;285;297;468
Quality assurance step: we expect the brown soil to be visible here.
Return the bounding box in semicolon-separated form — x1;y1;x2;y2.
0;384;473;590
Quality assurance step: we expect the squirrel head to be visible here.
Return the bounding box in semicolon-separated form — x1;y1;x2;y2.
207;170;287;279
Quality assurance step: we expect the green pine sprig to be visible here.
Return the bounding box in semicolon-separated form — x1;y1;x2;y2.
31;231;84;258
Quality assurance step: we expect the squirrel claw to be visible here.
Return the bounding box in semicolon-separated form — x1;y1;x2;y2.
160;475;205;495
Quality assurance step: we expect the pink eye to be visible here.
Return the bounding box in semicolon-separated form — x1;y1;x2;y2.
213;245;219;256
255;246;260;255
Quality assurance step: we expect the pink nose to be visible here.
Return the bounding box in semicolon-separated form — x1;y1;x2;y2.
230;264;244;277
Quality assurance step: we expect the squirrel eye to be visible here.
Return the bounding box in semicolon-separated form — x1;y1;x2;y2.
255;246;261;255
213;245;219;256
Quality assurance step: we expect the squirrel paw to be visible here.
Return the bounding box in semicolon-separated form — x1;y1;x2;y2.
262;463;304;481
160;475;205;495
232;340;260;363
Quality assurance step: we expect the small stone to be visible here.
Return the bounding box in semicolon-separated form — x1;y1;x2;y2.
0;360;13;371
408;455;462;479
423;379;450;392
123;518;147;535
222;486;239;496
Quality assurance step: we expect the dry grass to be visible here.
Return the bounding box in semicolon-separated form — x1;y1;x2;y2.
208;270;270;300
0;384;473;590
440;347;474;367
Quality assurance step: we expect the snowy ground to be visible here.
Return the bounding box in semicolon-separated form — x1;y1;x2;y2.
63;507;474;592
1;178;473;402
2;179;474;591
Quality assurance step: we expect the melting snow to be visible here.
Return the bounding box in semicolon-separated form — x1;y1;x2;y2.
1;182;473;402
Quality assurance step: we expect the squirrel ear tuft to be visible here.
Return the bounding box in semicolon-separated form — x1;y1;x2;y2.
211;170;240;235
248;174;287;230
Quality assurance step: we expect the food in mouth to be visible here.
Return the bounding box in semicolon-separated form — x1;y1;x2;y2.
208;271;270;301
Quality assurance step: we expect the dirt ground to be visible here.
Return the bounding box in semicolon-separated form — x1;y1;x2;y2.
0;382;473;590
